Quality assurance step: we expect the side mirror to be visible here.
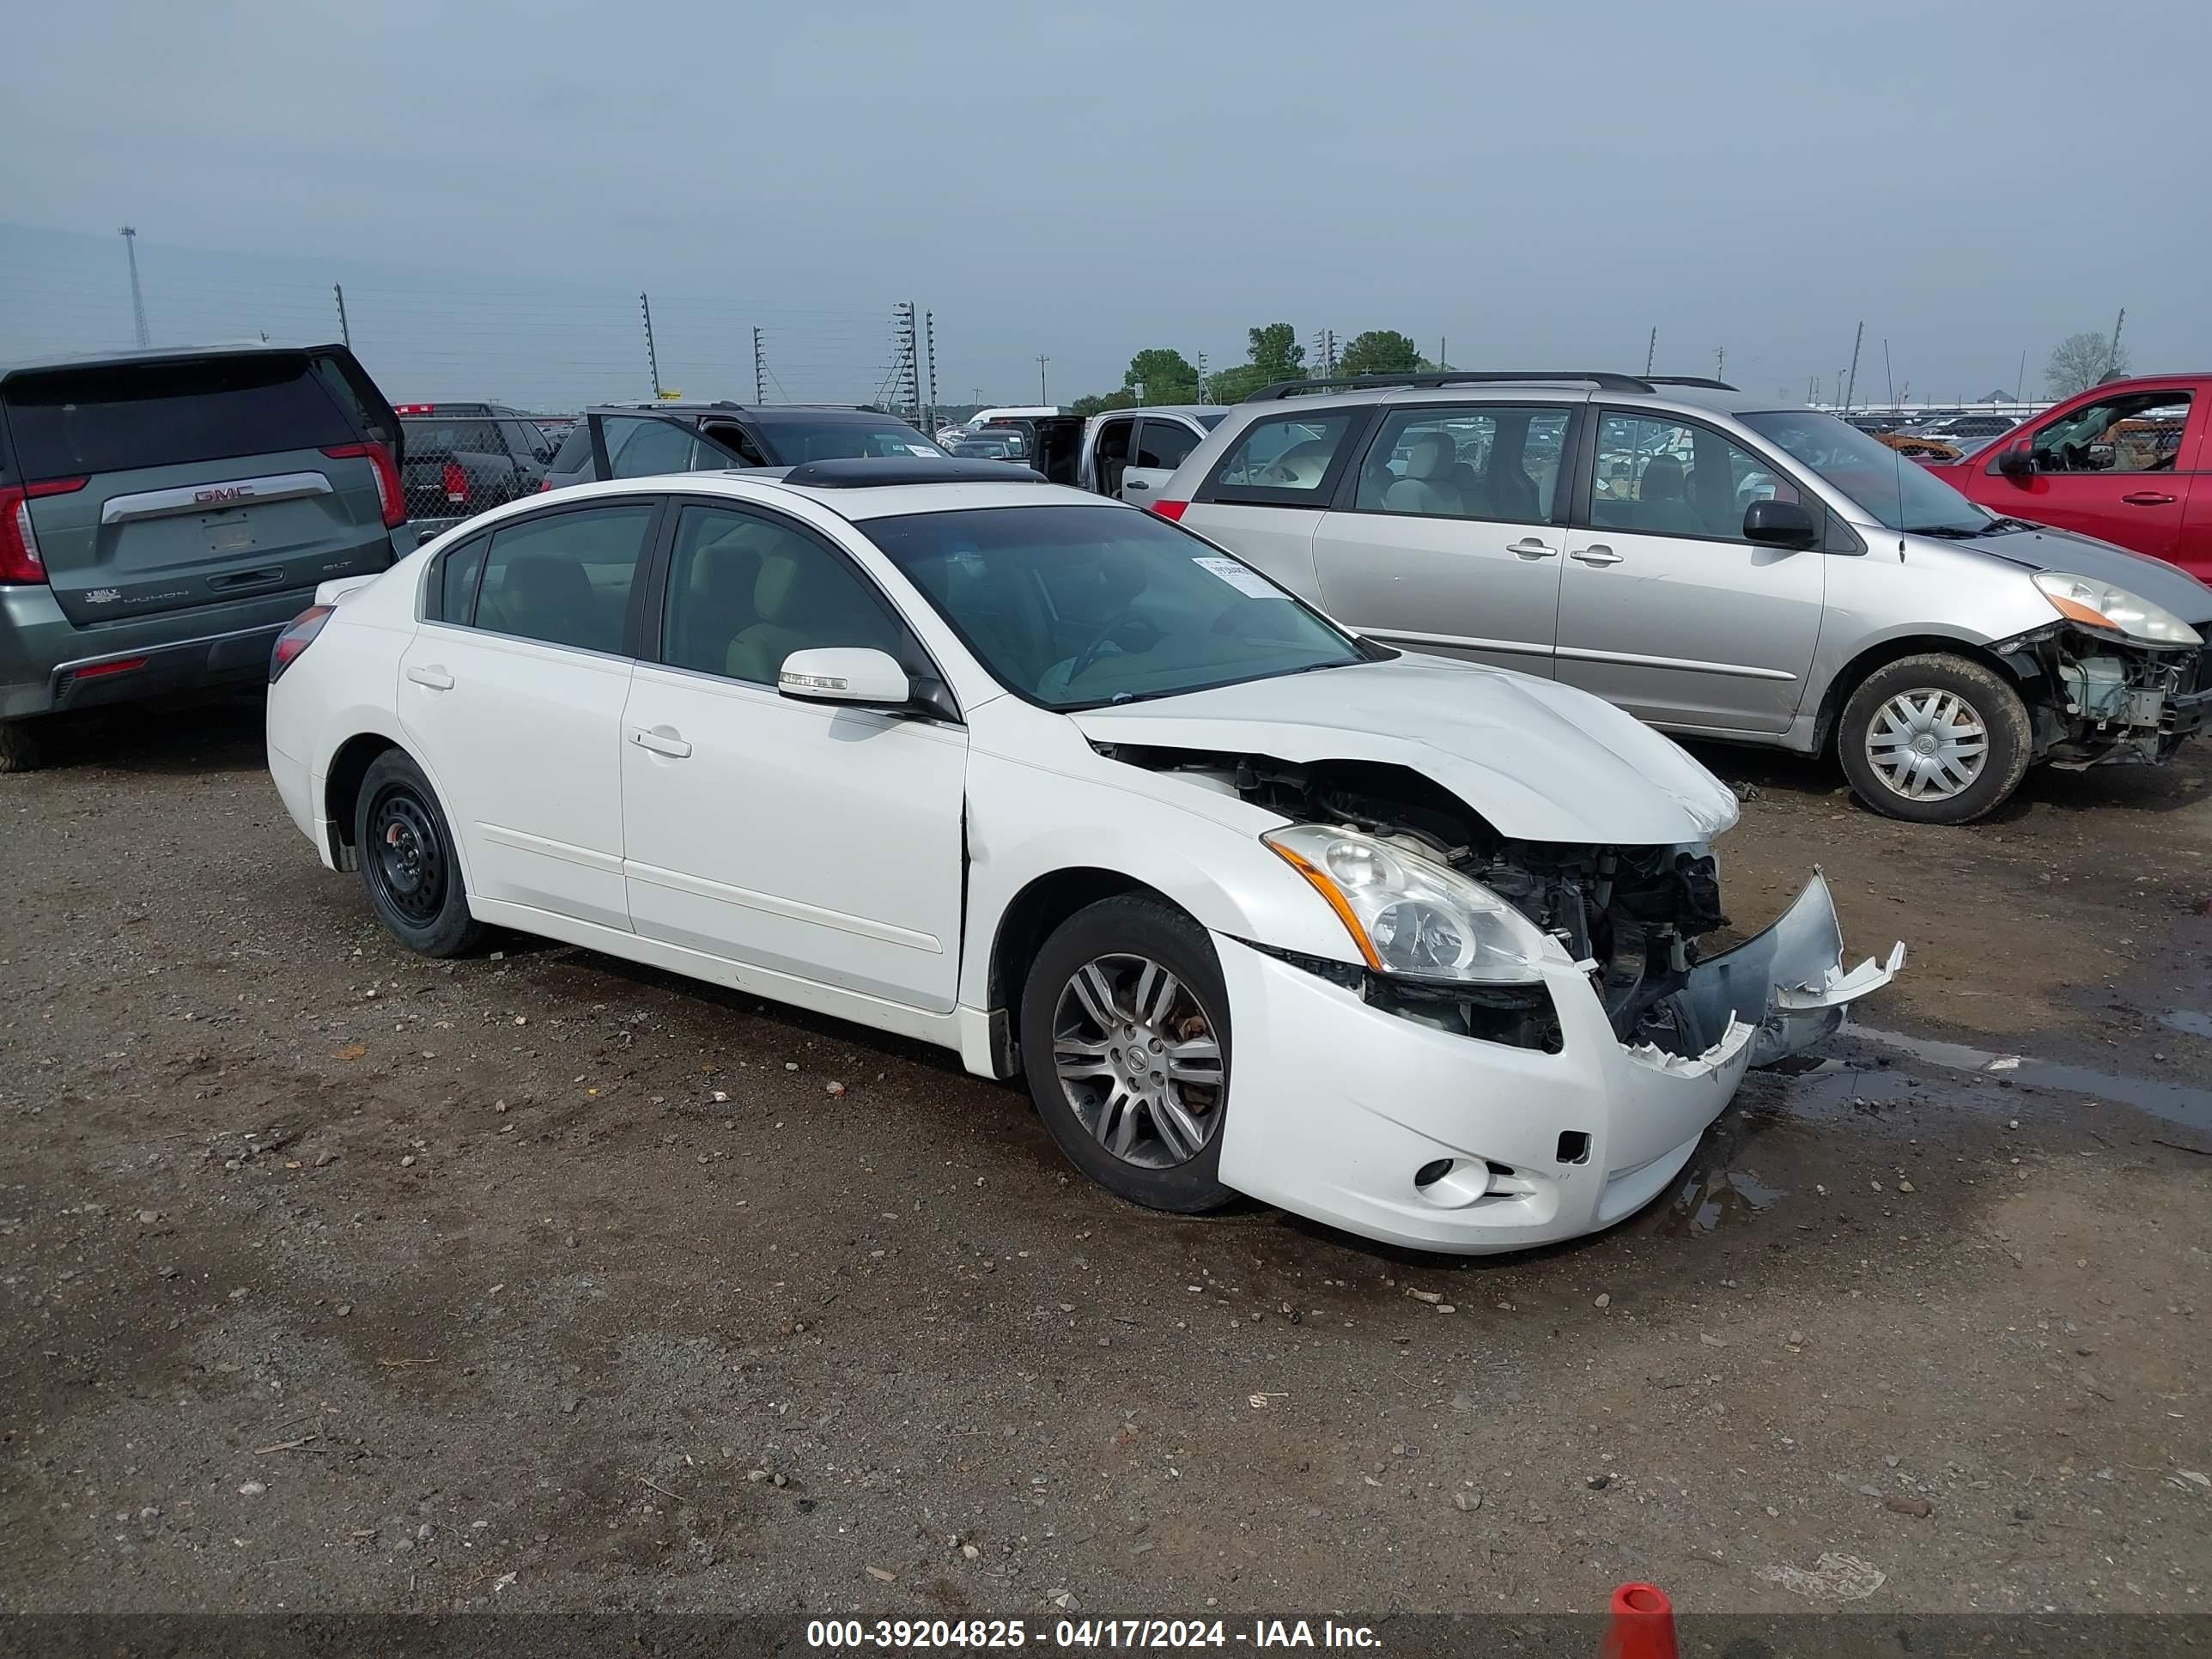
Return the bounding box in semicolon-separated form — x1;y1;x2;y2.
1742;498;1818;550
1996;442;2035;478
776;647;911;708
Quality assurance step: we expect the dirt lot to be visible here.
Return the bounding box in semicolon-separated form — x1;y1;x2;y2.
3;699;2209;1620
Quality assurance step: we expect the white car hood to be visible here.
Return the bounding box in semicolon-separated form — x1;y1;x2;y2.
1069;656;1742;845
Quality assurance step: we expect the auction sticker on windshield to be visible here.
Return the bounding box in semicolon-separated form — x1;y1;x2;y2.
1192;556;1281;599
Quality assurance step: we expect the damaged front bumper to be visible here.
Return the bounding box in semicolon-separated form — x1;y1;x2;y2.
1212;871;1903;1253
1998;623;2210;767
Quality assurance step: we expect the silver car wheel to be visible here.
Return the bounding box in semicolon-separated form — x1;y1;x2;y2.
1052;953;1224;1169
1864;689;1990;801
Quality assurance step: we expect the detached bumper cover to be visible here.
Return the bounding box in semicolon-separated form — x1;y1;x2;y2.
1214;869;1902;1253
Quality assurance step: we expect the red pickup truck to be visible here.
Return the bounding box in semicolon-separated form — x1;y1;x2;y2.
1943;374;2210;580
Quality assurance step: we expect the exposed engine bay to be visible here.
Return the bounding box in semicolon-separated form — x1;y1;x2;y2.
1103;745;1748;1060
2003;623;2210;766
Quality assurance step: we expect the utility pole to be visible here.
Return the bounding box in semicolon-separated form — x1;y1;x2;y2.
1842;320;1865;415
119;227;149;347
333;283;350;349
752;326;765;403
1644;327;1656;377
1196;349;1209;404
1714;345;1725;380
891;302;920;419
2015;349;2028;404
1036;356;1049;404
2103;307;2126;380
1882;337;1893;406
923;310;939;430
640;292;661;399
1437;336;1448;372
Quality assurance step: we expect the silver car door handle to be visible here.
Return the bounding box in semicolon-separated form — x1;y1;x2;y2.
405;665;454;690
1507;538;1558;559
1570;544;1624;566
631;728;691;758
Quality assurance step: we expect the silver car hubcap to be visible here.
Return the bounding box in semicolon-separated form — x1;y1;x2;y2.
1052;954;1224;1169
1866;689;1988;800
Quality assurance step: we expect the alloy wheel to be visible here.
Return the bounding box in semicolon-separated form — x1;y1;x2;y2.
1051;953;1225;1169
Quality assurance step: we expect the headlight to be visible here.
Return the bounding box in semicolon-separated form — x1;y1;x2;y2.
2033;572;2203;647
1263;824;1541;984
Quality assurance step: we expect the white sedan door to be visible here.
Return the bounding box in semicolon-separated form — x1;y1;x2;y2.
397;498;660;932
618;502;968;1012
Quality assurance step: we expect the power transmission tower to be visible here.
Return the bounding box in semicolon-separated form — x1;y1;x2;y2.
2103;307;2126;380
1842;320;1865;414
119;227;149;347
640;293;661;398
890;302;920;418
752;327;765;403
1310;329;1338;377
333;283;350;349
1195;349;1209;403
1644;327;1656;376
1715;345;1725;380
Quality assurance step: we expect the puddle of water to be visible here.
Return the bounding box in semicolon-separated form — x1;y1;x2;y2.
1781;1060;1920;1115
1672;1167;1788;1235
2159;1009;2212;1041
1849;1024;2212;1136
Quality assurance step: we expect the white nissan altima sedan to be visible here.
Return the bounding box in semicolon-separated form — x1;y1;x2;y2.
266;457;1902;1253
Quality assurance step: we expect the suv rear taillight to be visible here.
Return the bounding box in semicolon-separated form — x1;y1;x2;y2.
0;477;88;584
321;441;406;530
270;605;336;683
1147;498;1188;522
441;461;469;506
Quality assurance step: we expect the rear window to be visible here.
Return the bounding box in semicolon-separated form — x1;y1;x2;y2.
549;426;593;473
757;419;946;463
2;354;357;481
403;417;502;455
1203;411;1361;503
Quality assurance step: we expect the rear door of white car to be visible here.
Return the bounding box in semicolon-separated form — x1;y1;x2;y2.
617;500;968;1012
397;497;660;931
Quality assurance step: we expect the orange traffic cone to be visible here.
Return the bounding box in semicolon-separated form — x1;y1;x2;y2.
1600;1582;1677;1659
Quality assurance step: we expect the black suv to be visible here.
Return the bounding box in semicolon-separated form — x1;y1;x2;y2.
395;403;556;528
541;403;946;492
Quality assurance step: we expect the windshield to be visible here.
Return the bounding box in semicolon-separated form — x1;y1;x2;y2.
760;420;946;464
864;504;1368;709
1738;410;1996;535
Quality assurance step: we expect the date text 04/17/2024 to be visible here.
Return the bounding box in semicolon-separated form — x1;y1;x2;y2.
804;1619;1382;1650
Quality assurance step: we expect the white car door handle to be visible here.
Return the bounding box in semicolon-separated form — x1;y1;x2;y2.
1570;544;1624;567
405;665;454;690
1508;538;1558;559
631;728;691;759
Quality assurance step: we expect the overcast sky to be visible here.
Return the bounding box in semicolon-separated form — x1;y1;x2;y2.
4;0;2205;410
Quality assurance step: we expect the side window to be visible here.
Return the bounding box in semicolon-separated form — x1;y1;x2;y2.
473;503;655;653
700;423;769;468
2029;392;2191;474
498;420;544;461
602;416;699;479
1352;405;1569;521
1209;412;1358;500
1096;417;1135;465
549;426;592;474
1135;419;1200;471
432;536;489;623
1589;414;1800;542
660;505;909;686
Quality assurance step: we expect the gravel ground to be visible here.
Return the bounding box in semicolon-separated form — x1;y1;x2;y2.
3;698;2209;1619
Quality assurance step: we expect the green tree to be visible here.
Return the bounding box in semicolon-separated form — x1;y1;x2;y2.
1125;347;1200;404
1248;322;1304;384
1337;329;1421;378
1204;363;1270;404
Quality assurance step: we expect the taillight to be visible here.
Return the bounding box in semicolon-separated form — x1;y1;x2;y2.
270;605;335;683
1147;498;1189;522
321;441;406;530
0;477;88;584
441;461;469;505
538;477;553;492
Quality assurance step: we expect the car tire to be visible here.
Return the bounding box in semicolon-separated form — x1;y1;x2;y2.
0;719;46;774
354;750;485;957
1019;894;1236;1214
1838;653;2032;825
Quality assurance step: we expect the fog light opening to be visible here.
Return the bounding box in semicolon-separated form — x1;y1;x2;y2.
1413;1158;1453;1189
1556;1132;1591;1165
